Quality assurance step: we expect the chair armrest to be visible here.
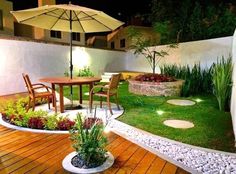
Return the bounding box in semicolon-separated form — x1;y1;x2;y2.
32;83;53;92
90;84;109;94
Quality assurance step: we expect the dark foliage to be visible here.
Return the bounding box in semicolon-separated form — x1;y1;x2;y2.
149;0;236;43
57;118;75;130
28;117;45;129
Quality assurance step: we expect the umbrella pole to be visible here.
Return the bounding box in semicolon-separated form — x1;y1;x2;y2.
69;9;73;106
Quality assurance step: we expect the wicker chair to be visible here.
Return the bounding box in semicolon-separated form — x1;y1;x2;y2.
22;73;57;112
89;73;121;115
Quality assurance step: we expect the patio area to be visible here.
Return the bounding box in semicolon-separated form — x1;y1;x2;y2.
0;123;188;174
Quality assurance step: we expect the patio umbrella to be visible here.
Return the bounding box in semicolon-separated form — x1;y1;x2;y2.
11;3;124;108
11;3;124;79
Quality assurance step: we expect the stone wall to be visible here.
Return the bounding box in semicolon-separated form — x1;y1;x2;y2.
128;79;184;96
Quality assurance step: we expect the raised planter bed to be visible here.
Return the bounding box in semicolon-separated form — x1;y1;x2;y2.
128;79;184;96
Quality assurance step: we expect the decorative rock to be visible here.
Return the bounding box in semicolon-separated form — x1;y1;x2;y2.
163;119;194;129
167;99;196;106
62;151;114;174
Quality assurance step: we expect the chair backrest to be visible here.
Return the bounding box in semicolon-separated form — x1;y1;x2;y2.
22;73;34;95
108;73;121;90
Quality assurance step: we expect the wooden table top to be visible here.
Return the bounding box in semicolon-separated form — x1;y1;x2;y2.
39;76;101;85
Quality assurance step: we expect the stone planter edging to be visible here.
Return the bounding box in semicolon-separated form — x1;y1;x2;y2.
128;79;185;96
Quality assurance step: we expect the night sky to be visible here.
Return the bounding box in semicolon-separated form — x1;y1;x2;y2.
8;0;152;23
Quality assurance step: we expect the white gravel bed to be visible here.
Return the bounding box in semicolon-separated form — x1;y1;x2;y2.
108;120;236;174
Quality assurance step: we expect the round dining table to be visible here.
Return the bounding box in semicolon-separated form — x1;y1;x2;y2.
39;77;101;113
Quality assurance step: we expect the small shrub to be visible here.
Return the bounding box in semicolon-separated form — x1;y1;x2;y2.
77;66;94;77
70;113;107;168
44;114;58;130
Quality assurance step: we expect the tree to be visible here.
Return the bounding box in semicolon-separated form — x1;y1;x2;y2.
127;26;177;74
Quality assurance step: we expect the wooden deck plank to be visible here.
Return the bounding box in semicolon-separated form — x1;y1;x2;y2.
176;168;190;174
0;135;69;173
161;162;178;174
146;157;167;174
104;142;139;174
130;152;157;174
0;134;68;172
14;136;72;173
1;134;64;163
116;147;147;174
26;145;73;174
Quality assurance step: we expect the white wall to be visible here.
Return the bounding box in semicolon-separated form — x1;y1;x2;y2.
125;37;232;73
0;39;126;95
0;36;233;96
231;30;236;144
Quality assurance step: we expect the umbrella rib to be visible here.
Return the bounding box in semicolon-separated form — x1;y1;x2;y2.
73;11;85;33
19;8;62;23
50;9;68;30
80;11;113;30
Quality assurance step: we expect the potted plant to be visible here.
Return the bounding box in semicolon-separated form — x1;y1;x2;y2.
62;113;114;174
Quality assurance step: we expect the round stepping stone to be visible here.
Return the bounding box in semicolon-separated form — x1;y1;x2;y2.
163;119;194;129
167;99;196;106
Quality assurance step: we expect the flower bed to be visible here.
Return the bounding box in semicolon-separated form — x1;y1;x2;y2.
129;74;184;96
0;98;103;131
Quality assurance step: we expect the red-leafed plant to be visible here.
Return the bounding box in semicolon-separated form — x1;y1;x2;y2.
28;117;45;129
135;73;176;82
83;117;103;129
57;118;75;130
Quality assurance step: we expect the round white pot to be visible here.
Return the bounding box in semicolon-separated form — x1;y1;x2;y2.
62;151;114;174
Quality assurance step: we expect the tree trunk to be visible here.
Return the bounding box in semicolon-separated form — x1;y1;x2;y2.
152;55;156;74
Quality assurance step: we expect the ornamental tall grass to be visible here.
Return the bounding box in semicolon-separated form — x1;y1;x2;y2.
160;63;212;96
212;56;233;111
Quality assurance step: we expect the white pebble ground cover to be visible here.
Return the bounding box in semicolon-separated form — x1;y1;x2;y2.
108;120;236;174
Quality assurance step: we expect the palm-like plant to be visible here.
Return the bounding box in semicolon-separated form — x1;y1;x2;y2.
69;113;107;168
212;56;233;111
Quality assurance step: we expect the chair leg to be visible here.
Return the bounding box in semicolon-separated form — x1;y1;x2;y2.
89;93;93;113
53;95;57;113
27;97;31;112
107;96;113;115
32;98;36;111
100;97;102;108
47;97;51;109
115;93;120;110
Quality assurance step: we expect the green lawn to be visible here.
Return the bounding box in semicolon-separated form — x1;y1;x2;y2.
63;81;236;152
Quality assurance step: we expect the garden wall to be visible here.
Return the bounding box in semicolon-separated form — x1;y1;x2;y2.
0;36;233;96
0;38;126;95
125;36;232;73
231;30;236;144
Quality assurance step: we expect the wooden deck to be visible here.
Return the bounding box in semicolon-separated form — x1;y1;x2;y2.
0;126;189;174
0;93;189;174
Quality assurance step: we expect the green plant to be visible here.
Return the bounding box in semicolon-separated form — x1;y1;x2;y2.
127;26;177;74
64;70;69;77
44;114;58;130
77;66;94;77
160;63;213;96
69;113;107;168
212;56;233;111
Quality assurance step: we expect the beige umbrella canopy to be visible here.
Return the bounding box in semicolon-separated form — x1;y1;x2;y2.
11;3;124;108
11;4;124;33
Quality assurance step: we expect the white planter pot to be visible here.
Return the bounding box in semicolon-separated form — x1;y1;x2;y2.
62;151;114;174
